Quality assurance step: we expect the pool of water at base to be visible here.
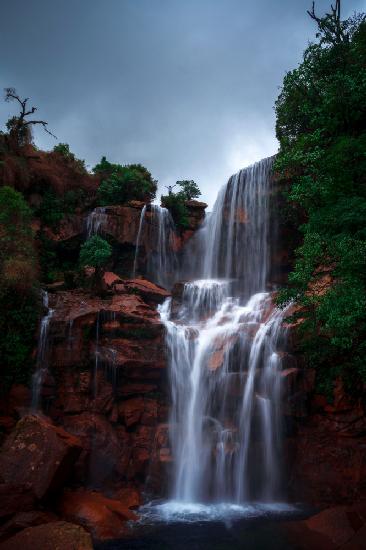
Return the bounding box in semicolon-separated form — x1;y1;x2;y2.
95;500;312;550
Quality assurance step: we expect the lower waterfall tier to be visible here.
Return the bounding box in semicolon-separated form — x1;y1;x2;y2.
160;279;290;503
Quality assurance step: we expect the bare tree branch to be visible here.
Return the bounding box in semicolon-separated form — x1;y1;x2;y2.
3;88;57;143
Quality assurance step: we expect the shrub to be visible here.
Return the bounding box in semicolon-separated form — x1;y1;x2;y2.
53;142;87;173
94;158;157;205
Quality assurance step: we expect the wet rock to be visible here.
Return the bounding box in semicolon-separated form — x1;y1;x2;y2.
113;487;141;509
62;412;128;486
59;490;137;541
0;521;93;550
0;484;35;521
185;200;207;230
0;415;82;499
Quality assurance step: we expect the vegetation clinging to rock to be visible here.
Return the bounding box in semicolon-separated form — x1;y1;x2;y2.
161;179;201;228
275;2;366;393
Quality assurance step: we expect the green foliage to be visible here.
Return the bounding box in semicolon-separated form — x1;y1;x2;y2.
275;6;366;392
0;288;39;390
79;235;112;269
53;142;87;173
175;180;201;201
94;157;157;206
0;186;40;390
36;187;86;229
161;179;201;228
0;186;38;289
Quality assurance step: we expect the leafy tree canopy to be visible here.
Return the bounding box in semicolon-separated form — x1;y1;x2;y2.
94;157;157;206
275;1;366;393
175;180;201;201
79;235;112;270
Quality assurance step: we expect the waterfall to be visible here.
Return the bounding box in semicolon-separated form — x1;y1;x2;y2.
132;205;147;277
133;204;178;289
86;207;107;238
160;157;289;504
31;290;54;411
185;157;274;298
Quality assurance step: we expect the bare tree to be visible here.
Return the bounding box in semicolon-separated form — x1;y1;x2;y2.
307;1;346;44
4;88;56;146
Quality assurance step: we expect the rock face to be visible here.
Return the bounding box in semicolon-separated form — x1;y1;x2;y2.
33;279;170;493
0;521;93;550
0;415;82;500
285;380;366;507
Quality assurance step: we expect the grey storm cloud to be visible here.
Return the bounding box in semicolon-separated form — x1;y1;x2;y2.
1;0;364;206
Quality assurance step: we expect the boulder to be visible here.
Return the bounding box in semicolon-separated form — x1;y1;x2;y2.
59;490;137;540
0;511;57;542
0;415;82;499
0;521;92;550
102;271;123;290
121;278;170;304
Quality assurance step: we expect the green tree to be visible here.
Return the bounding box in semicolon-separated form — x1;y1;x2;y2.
94;158;157;205
79;235;112;289
275;2;366;393
175;180;201;201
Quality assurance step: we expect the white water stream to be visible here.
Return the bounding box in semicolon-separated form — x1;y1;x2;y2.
159;158;290;509
133;204;178;288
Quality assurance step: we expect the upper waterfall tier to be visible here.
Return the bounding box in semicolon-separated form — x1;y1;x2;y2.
184;157;274;294
133;204;178;289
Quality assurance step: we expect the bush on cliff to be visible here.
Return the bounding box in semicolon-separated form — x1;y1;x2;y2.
161;179;201;229
0;186;40;389
94;157;157;205
275;2;366;393
53;142;87;174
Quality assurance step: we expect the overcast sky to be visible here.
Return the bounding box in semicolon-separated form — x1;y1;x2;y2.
1;0;364;206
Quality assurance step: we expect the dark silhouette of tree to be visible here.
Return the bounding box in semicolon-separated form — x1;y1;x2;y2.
307;1;347;44
4;88;56;147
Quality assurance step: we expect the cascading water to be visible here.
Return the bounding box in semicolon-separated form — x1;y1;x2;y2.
31;290;54;411
185;156;274;298
132;204;147;277
133;204;178;289
86;207;107;237
159;157;290;507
